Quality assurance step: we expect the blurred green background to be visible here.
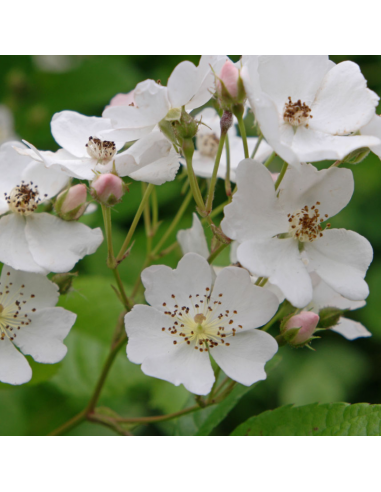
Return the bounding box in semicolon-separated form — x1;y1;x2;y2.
0;55;380;436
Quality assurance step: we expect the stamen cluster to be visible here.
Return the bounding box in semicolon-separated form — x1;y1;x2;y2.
5;182;41;216
283;97;313;127
288;202;328;242
86;136;117;163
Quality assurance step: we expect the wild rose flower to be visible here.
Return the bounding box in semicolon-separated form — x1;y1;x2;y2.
125;253;279;395
0;265;76;385
221;160;373;308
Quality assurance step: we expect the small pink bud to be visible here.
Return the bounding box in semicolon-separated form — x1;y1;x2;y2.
91;173;126;206
106;90;135;110
55;184;87;221
283;312;319;346
217;61;240;99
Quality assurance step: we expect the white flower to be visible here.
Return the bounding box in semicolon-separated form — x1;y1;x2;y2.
103;56;227;142
242;55;380;167
0;142;103;274
180;108;272;181
177;213;285;303
360;114;381;159
221;160;373;308
125;253;279;395
0;265;76;385
308;273;371;341
19;111;179;184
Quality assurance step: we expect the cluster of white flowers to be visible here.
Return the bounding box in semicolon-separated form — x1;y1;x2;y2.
1;55;379;401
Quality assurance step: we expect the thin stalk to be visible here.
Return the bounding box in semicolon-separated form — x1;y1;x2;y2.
251;134;263;159
142;183;152;255
49;410;87;437
208;242;229;264
151;186;159;230
157;241;179;258
183;140;205;212
225;134;232;199
101;205;116;269
116;184;154;265
215;381;237;402
275;162;289;190
261;306;287;333
255;277;264;286
205;132;226;214
330;160;342;168
88;413;133;436
113;269;131;311
114;405;200;425
236;115;249;159
207;367;221;404
264;151;277;168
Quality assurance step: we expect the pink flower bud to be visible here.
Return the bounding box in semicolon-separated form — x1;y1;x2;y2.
217;61;240;99
55;184;87;221
283;312;319;346
91;174;126;206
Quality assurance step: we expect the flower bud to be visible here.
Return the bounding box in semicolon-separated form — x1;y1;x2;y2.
55;184;87;221
318;307;345;329
215;61;246;110
51;272;78;295
343;147;371;165
282;312;319;347
90;173;126;207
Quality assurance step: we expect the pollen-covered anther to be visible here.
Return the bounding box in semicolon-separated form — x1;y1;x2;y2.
197;133;220;158
194;314;206;324
288;203;323;243
5;182;41;216
86;136;117;163
283;97;313;127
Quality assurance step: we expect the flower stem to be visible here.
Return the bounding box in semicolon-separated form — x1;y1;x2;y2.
151;186;159;230
48;410;87;436
208;242;229;264
114;405;200;425
182;139;206;213
205;132;226;214
225;134;232;200
274;161;289;190
251;134;263;159
142;183;152;255
236;114;249;159
264;151;277;168
115;183;154;265
113;269;132;311
101;204;116;269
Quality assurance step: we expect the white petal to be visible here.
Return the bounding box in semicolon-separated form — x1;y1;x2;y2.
311;61;379;135
361;114;381;158
0;265;59;310
177;214;210;259
25;213;103;273
238;238;313;308
0;337;32;385
258;55;332;114
189;153;215;179
291;126;380;163
331;318;371;341
0;214;46;274
210;267;279;331
221;160;289;242
305;229;373;301
51;111;122;158
211;329;278;386
22;160;70;200
142;253;213;314
128;150;180;185
311;275;366;312
279;163;354;220
14;307;76;363
168;60;199;109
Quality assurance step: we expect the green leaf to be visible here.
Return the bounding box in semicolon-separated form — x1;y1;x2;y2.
231;403;381;436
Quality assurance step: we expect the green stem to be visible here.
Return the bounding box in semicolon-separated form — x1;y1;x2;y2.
237;118;249;159
114;405;200;425
183;139;205;212
88;413;133;436
274;161;289;191
142;183;152;255
208;242;229;264
205;132;226;214
251;134;263;159
113;269;131;311
330;160;342;168
261;306;287;333
49;410;87;436
264;151;277;168
116;183;154;265
225;134;232;200
101;205;116;269
151;186;159;230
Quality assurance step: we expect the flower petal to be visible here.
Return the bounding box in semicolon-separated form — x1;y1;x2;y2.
210;267;279;331
211;329;278;386
310;275;366;312
168;60;199;109
311;61;379;135
0;338;32;385
361;114;381;158
279;163;354;220
221;160;289;242
22;160;69;200
238;238;313;308
128;151;180;185
25;213;103;273
0;214;46;274
177;214;210;259
331;318;371;341
305;229;373;301
142;253;213;314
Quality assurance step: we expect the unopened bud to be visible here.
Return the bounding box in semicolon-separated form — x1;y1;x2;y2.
281;312;319;347
91;173;126;207
51;272;78;295
343;147;370;165
216;61;246;110
55;184;87;221
318;307;345;329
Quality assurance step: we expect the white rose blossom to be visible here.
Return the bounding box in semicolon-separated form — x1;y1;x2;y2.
308;273;371;341
221;159;373;308
180;108;273;181
125;253;279;395
103;56;227;142
0;265;76;385
241;55;380;167
19;111;180;185
0;142;103;274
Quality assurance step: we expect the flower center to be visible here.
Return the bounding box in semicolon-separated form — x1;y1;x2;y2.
86;137;117;163
283;97;313;128
197;133;220;158
288;203;326;243
160;290;243;352
5;182;41;216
